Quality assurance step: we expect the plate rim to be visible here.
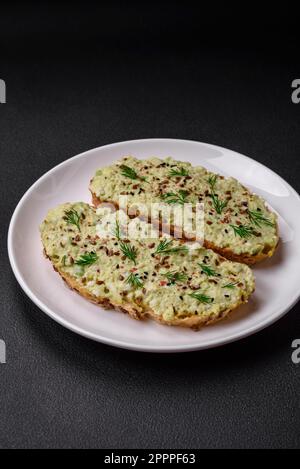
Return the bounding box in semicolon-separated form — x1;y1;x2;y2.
7;138;300;353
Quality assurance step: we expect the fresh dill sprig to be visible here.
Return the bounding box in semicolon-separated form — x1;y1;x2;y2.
162;271;188;285
222;282;238;289
163;246;189;255
64;209;81;231
199;263;217;276
189;291;214;304
248;209;275;228
126;272;143;289
120;164;148;183
119;241;137;264
169;167;189;177
230;224;255;239
207;174;217;191
154;239;173;254
160;190;189;205
114;220;121;240
154;239;188;255
75;252;98;266
207;175;227;214
209;193;228;215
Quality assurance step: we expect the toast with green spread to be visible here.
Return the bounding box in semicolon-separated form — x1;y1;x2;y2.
90;156;279;265
40;202;255;329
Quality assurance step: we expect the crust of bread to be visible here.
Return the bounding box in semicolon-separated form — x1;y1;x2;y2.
91;192;278;266
45;250;253;331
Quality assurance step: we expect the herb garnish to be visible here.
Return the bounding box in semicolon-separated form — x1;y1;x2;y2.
119;241;137;264
120;165;148;183
75;252;98;266
115;220;137;264
126;272;143;289
222;282;238;289
207;175;217;192
248;209;275;228
154;239;188;255
64;209;81;231
160;190;189;205
169;167;189;177
209;193;228;215
189;292;214;304
199;263;217;276
162;271;188;285
154;239;172;254
207;175;227;214
114;220;121;240
230;224;255;239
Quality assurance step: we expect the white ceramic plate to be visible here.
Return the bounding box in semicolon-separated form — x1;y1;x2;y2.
8;139;300;352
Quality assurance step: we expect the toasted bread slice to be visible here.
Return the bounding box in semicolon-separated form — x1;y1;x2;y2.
89;156;279;265
40;202;255;329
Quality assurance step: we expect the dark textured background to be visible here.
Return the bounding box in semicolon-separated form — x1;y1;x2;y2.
1;1;300;449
